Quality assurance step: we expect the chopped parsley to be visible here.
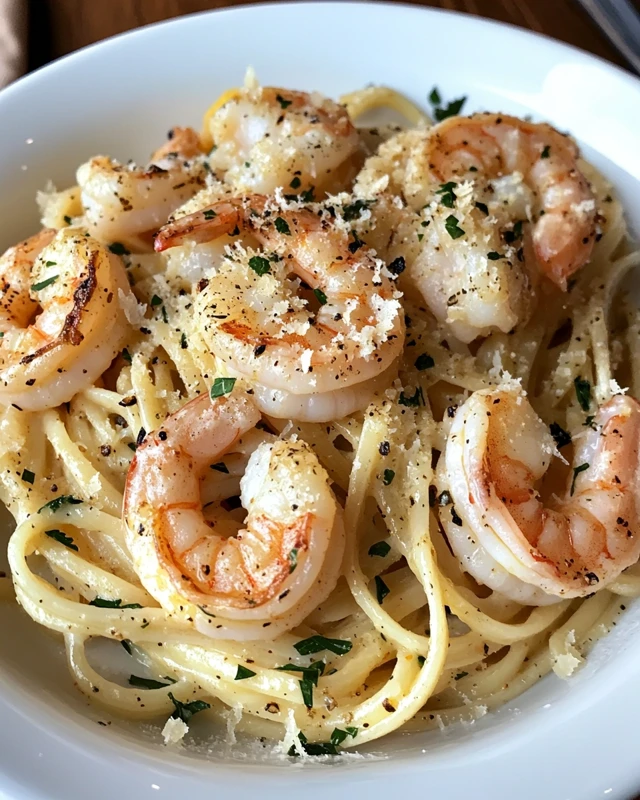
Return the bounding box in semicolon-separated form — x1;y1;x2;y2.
348;230;364;253
180;333;188;349
151;295;162;307
288;731;339;757
574;376;591;412
289;548;298;574
89;597;142;609
455;671;469;680
399;386;425;407
275;660;325;685
235;665;257;680
210;462;229;473
203;209;216;221
417;655;426;667
38;495;83;513
122;348;132;364
428;88;467;121
415;353;434;371
313;287;328;305
375;575;390;604
342;198;372;221
289;176;301;189
44;529;78;551
504;220;523;244
475;201;489;215
444;214;465;239
541;145;551;159
210;377;236;398
129;675;173;690
294;635;352;656
300;187;315;203
382;469;395;486
550;422;571;449
387;256;406;276
330;727;358;746
299;678;314;708
274;216;291;235
487;252;503;260
248;255;271;276
21;469;35;484
570;463;589;496
436;181;457;208
108;242;130;256
168;692;210;723
368;540;391;558
63;215;73;224
31;275;59;292
276;94;292;109
450;507;463;526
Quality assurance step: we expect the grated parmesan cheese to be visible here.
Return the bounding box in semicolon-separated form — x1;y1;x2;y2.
162;716;189;745
118;289;147;326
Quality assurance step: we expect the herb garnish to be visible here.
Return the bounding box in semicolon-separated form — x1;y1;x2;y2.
313;288;328;305
274;217;291;235
63;215;73;224
122;348;132;364
368;541;391;558
45;529;78;551
503;220;523;244
342;199;372;221
276;660;325;685
428;87;467;121
210;462;229;473
541;145;551;159
436;181;457;208
203;209;216;221
89;597;142;609
276;94;292;109
248;255;271;276
289;548;298;574
450;507;463;526
168;692;211;723
387;256;406;276
399;387;425;407
415;353;434;370
475;201;489;215
21;469;35;484
31;275;58;292
235;665;257;680
293;635;352;656
574;376;591;411
210;377;236;398
382;469;395;486
570;463;589;496
129;675;173;690
444;214;465;239
375;575;390;604
108;242;130;256
487;252;503;260
550;422;571;449
299;679;314;708
289;176;301;189
455;671;469;680
38;495;83;513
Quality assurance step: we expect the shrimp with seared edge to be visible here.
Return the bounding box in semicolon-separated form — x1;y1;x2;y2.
0;228;131;411
155;195;404;422
77;126;207;250
356;114;597;342
441;386;640;603
123;390;345;640
206;84;361;195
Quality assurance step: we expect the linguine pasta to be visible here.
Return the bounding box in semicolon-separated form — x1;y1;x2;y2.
0;81;638;756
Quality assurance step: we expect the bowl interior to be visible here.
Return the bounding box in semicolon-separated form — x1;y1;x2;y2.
2;3;640;798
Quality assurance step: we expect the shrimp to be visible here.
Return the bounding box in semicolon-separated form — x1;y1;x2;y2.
207;85;361;194
123;391;345;640
155;195;404;422
356;115;596;341
0;228;131;411
77;127;207;249
442;386;640;602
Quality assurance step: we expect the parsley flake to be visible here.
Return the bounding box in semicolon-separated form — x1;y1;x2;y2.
31;275;59;292
571;463;589;496
274;216;291;235
368;541;391;558
108;242;129;256
248;256;271;276
235;665;257;680
313;287;328;305
375;575;390;604
210;377;236;398
89;597;142;609
129;675;173;690
574;376;591;412
21;469;35;484
294;635;352;656
45;529;78;551
382;469;395;486
550;422;571;449
38;495;82;513
415;353;434;370
168;692;210;723
444;214;465;239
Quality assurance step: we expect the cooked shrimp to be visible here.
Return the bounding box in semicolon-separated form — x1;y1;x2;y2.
207;85;361;194
155;195;404;422
356;115;596;341
77;129;207;249
0;228;131;411
443;386;640;601
123;391;345;640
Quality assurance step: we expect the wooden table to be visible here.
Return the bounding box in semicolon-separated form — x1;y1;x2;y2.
31;0;631;71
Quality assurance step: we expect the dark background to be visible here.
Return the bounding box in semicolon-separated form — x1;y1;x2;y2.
27;0;633;72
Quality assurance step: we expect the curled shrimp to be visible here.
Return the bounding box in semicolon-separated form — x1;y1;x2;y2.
77;127;206;249
123;391;345;640
207;85;361;194
155;195;404;422
442;386;640;602
356;115;596;341
0;228;132;411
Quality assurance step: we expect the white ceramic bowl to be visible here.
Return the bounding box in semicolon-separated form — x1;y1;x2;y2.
1;4;640;798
